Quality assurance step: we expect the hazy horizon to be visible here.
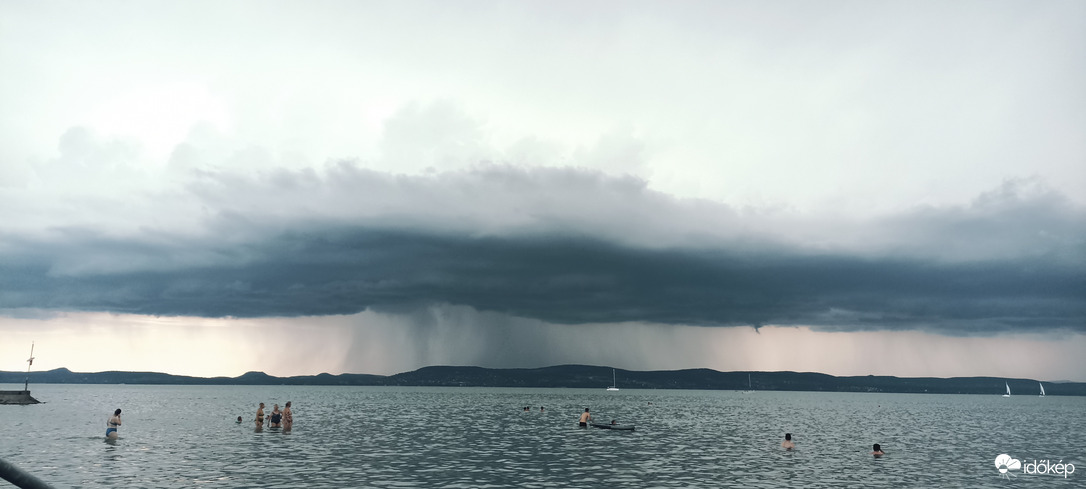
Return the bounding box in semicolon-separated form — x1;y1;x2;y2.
9;361;1085;384
8;352;1086;384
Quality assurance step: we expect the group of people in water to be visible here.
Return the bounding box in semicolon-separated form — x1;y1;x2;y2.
105;400;882;456
106;401;296;439
247;401;293;430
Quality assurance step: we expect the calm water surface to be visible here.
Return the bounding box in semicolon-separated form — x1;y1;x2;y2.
2;384;1083;488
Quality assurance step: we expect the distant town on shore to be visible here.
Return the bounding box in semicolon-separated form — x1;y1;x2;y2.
3;365;1084;396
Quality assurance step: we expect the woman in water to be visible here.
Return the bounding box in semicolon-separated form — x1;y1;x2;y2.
871;443;885;457
282;401;293;431
255;402;265;428
269;404;282;428
106;409;121;439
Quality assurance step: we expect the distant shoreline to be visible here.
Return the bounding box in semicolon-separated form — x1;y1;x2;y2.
3;365;1084;396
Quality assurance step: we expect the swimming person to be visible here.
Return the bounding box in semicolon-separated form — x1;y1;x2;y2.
782;433;795;450
236;416;242;424
578;408;592;427
871;443;885;457
270;404;282;428
283;401;293;431
255;402;265;428
106;409;121;439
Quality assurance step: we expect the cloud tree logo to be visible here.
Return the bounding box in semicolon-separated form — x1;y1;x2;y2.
995;454;1021;479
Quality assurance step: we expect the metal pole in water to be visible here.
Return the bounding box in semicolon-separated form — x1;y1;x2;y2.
0;457;55;489
24;343;34;392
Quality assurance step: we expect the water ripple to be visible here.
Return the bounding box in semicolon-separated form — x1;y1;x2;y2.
2;385;1083;487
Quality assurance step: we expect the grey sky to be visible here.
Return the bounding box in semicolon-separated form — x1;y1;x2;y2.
3;1;1083;208
1;0;1083;378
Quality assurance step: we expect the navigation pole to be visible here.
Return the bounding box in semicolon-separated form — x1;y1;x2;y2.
24;342;34;392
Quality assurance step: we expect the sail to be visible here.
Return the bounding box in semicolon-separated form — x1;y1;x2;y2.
1039;383;1045;396
1005;382;1011;396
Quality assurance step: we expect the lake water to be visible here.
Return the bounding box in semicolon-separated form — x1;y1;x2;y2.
2;384;1082;488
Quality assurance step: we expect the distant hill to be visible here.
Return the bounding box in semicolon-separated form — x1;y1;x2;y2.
2;365;1083;396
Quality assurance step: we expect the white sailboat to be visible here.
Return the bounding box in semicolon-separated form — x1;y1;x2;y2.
1002;382;1011;398
742;373;755;393
1039;382;1045;397
606;369;619;391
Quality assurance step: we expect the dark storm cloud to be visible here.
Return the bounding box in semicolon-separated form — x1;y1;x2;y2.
2;163;1084;335
1;222;1082;335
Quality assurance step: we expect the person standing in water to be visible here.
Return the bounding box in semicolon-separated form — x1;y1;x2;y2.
781;433;795;450
269;404;282;428
255;402;265;428
871;443;885;457
106;409;121;439
282;401;293;431
578;408;592;427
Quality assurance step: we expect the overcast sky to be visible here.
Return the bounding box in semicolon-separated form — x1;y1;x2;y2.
2;0;1084;381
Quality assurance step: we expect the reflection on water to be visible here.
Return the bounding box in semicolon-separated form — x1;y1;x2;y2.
1;384;1083;487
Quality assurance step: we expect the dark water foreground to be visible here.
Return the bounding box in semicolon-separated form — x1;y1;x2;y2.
2;384;1082;487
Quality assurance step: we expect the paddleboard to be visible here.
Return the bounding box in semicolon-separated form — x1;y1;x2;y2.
591;423;635;431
